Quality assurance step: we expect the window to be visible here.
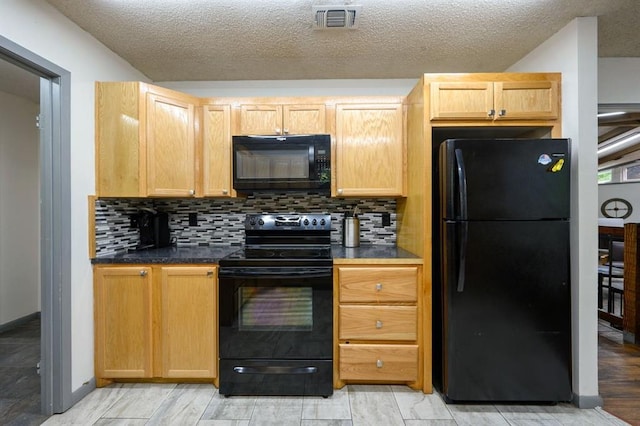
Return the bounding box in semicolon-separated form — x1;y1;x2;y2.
598;169;613;184
623;163;640;181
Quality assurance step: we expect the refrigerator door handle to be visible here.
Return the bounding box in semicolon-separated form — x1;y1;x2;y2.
454;149;468;220
457;222;468;292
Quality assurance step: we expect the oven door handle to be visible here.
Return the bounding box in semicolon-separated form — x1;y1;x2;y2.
218;267;332;279
233;366;318;375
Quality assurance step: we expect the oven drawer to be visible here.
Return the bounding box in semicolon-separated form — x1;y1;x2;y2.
339;344;418;382
338;267;418;303
339;305;417;341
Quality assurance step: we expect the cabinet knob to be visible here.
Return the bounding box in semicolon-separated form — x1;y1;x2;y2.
275;127;281;134
207;270;214;277
189;189;195;196
139;270;147;277
337;189;343;195
222;189;228;195
375;283;383;291
376;320;383;329
376;359;384;368
283;128;289;134
498;109;506;117
488;109;496;117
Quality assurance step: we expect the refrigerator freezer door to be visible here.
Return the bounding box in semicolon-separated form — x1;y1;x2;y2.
441;139;570;221
441;219;571;402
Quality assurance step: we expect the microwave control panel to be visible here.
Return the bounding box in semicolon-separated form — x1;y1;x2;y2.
315;148;330;178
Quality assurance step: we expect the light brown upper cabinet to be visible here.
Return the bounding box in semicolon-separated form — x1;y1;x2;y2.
96;82;199;197
334;103;405;197
201;104;232;197
146;91;197;197
238;104;326;135
430;80;559;121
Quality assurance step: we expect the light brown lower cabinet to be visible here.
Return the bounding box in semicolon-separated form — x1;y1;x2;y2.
334;264;423;390
94;266;153;380
339;344;419;382
94;264;217;386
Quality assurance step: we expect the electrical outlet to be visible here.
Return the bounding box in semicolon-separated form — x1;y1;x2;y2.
189;212;198;226
381;212;391;227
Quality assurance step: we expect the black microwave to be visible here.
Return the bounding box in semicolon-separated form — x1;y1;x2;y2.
232;134;331;192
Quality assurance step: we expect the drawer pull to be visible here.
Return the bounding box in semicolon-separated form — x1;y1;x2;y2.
376;320;383;329
375;283;383;291
139;270;147;277
376;359;384;368
207;270;214;277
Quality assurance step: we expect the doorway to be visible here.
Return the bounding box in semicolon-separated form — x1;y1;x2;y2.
0;36;72;414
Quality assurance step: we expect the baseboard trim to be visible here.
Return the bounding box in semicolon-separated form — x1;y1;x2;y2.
572;393;604;408
70;378;96;407
0;311;40;333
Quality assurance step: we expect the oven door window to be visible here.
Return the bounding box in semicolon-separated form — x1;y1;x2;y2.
219;272;332;360
239;286;313;331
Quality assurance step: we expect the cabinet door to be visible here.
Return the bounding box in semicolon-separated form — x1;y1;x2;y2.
146;91;197;196
430;82;494;120
202;105;232;197
95;82;143;197
494;81;559;120
94;266;153;378
335;104;405;197
239;104;283;135
160;266;217;378
283;104;326;134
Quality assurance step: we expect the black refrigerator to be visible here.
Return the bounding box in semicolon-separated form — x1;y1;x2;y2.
435;138;572;403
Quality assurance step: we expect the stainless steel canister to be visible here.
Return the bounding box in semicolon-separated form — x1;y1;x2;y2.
342;216;360;247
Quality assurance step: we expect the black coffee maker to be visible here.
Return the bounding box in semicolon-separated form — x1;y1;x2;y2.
136;208;172;249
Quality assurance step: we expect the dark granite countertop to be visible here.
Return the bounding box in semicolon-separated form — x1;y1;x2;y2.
92;244;421;265
91;245;242;264
331;244;422;263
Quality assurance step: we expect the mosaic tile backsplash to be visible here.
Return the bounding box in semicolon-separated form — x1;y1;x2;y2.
95;192;397;256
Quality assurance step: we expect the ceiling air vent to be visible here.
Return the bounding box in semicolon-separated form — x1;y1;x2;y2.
313;5;362;29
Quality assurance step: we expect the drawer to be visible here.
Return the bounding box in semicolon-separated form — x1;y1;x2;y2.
339;305;417;341
339;344;418;382
338;267;418;303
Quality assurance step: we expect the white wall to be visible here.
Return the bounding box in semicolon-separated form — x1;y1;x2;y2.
0;90;40;326
0;0;147;391
599;58;640;104
599;183;640;222
508;18;600;405
158;79;417;98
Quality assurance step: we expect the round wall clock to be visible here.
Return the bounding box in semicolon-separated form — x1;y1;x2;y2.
600;198;633;219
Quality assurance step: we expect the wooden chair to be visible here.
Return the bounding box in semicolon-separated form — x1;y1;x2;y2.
598;236;624;317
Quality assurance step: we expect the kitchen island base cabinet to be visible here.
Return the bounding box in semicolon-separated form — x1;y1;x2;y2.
94;265;217;386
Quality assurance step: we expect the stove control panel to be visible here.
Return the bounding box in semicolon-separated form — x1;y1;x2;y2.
245;214;331;231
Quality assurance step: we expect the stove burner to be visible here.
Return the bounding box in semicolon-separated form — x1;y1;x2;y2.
219;213;332;267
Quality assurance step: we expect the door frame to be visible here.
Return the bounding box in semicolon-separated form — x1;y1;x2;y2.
0;35;72;414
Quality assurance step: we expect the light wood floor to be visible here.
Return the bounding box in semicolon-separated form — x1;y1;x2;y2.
2;317;638;425
599;321;640;426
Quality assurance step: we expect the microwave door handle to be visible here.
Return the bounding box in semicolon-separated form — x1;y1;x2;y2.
308;145;315;175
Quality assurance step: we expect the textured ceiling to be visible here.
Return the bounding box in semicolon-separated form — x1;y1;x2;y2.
41;0;640;82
